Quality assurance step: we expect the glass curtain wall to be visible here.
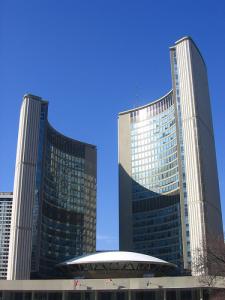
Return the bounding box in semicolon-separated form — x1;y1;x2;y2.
130;92;183;267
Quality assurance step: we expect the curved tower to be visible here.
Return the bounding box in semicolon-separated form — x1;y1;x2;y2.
8;95;96;279
119;37;223;274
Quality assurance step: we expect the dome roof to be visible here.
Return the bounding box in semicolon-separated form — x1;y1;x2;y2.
61;251;173;267
58;251;176;278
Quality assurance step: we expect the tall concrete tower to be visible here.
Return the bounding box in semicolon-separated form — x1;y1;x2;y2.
118;37;223;274
8;95;97;279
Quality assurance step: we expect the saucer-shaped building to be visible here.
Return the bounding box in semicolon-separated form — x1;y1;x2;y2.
58;251;176;278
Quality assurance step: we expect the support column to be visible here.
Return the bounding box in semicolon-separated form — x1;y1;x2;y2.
2;291;10;300
111;292;117;300
163;290;167;300
94;291;98;300
62;292;67;300
128;290;132;300
191;289;196;300
199;289;203;300
176;290;181;300
155;291;162;300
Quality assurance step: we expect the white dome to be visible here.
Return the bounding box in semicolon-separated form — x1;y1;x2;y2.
61;251;173;267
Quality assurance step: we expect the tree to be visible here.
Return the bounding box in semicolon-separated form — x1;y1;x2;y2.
193;236;225;299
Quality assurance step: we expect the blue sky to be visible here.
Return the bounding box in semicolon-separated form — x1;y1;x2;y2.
0;0;225;250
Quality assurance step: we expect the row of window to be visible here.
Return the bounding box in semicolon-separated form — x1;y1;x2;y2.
133;160;178;179
133;228;180;242
134;220;180;235
133;173;179;192
130;93;173;122
132;147;177;168
131;124;176;142
0;199;12;279
131;107;175;131
131;138;177;161
132;153;178;175
131;133;176;155
132;182;179;198
49;146;85;163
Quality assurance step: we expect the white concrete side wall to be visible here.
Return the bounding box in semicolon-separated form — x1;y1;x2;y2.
190;44;223;239
7;97;41;280
1;277;225;290
118;114;133;251
175;39;223;275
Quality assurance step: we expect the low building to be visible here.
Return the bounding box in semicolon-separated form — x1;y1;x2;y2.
1;252;224;299
1;276;225;299
57;251;176;278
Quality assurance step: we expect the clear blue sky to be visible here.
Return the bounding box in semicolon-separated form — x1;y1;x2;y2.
0;0;225;250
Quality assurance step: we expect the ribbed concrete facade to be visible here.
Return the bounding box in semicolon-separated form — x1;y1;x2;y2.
119;37;223;275
118;113;133;251
8;97;42;280
8;95;97;279
170;38;223;274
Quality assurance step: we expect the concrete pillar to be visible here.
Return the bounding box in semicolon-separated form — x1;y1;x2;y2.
128;290;132;300
155;291;164;300
191;289;196;300
199;289;203;300
94;291;98;300
2;291;10;300
111;292;117;300
62;292;67;300
176;290;181;300
155;291;161;300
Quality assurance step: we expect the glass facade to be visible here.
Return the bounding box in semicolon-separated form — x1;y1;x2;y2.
30;100;96;279
130;93;179;196
32;103;48;273
129;92;183;267
0;193;12;279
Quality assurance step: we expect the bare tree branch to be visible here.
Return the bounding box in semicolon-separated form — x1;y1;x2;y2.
192;235;225;298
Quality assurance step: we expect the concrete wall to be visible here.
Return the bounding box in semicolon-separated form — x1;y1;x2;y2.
118;113;133;251
7;96;42;280
0;277;225;290
190;42;223;240
174;37;223;274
